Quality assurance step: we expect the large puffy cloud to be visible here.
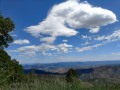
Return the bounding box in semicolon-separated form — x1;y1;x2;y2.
13;39;30;45
52;1;116;28
25;0;117;43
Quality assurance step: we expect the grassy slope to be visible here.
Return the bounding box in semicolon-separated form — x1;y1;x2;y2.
0;75;120;90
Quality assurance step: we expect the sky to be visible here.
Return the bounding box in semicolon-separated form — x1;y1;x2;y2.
0;0;120;64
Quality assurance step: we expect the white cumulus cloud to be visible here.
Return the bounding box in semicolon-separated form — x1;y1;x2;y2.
57;43;73;53
25;0;117;43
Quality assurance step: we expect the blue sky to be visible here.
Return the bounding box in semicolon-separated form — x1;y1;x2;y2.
0;0;120;64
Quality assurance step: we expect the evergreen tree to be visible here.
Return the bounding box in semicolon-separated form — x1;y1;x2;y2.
66;68;79;83
0;15;14;49
0;15;25;85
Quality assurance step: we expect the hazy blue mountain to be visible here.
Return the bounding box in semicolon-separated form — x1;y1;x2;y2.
24;68;94;75
24;69;62;75
23;60;120;70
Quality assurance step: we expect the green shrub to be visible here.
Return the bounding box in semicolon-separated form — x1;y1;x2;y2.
65;68;79;83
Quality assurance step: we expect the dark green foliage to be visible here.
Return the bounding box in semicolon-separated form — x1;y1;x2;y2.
0;15;25;85
0;15;14;49
0;46;25;85
66;69;79;83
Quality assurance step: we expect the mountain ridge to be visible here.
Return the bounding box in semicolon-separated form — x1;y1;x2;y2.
23;60;120;74
23;60;120;69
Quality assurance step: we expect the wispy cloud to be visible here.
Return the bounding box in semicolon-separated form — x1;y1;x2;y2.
95;30;120;42
9;43;73;56
13;39;30;45
62;40;68;43
112;52;120;56
77;29;120;52
80;41;90;46
11;29;120;55
76;44;102;52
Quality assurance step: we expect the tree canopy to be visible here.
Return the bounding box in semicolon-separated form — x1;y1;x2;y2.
0;15;25;85
0;15;14;49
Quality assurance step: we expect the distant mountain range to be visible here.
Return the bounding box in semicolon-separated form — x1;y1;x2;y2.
24;65;120;82
24;68;94;75
23;60;120;82
23;60;120;74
